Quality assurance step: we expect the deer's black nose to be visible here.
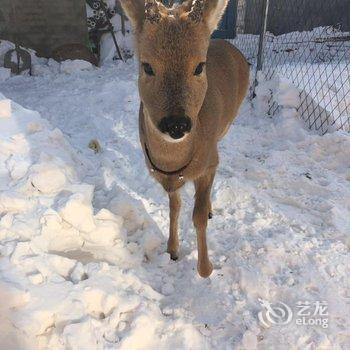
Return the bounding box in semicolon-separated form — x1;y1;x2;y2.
158;115;192;139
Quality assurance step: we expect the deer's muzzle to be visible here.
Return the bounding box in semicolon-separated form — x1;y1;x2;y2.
158;115;192;140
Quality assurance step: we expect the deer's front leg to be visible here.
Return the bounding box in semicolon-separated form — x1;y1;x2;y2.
193;168;216;278
167;191;181;260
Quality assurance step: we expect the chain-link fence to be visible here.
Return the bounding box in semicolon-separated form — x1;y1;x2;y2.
232;0;350;134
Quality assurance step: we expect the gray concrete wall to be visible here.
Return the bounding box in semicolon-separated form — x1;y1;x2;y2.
0;0;88;57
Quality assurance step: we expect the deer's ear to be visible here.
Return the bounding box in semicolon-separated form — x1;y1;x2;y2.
203;0;229;34
119;0;145;31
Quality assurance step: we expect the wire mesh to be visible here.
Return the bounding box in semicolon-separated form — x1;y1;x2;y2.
231;0;350;134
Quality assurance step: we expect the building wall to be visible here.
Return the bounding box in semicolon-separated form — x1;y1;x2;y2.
243;0;350;35
0;0;88;57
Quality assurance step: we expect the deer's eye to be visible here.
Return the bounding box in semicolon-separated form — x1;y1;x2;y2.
142;63;155;76
194;62;206;76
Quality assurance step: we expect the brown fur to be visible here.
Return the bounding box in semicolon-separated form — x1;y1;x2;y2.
121;0;249;277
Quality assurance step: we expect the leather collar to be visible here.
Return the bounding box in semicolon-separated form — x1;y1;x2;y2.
144;143;192;178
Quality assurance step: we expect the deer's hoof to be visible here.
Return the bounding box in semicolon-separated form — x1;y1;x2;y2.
197;261;213;278
170;254;178;261
167;249;179;261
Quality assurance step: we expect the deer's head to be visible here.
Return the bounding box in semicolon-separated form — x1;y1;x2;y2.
120;0;229;140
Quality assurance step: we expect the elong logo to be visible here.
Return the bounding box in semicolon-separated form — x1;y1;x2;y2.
258;299;329;329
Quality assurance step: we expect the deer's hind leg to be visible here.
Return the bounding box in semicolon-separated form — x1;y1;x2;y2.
167;190;181;260
193;167;216;278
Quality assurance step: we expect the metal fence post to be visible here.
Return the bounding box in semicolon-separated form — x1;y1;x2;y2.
253;0;270;95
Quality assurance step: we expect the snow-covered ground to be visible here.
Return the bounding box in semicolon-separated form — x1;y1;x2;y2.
0;54;350;349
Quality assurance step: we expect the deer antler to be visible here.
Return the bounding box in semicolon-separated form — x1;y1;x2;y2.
145;0;163;24
188;0;205;23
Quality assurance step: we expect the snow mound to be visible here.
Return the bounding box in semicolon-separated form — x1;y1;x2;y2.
0;67;11;82
0;40;95;78
60;59;93;74
0;93;167;349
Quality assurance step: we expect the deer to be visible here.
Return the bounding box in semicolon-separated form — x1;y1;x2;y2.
120;0;249;277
